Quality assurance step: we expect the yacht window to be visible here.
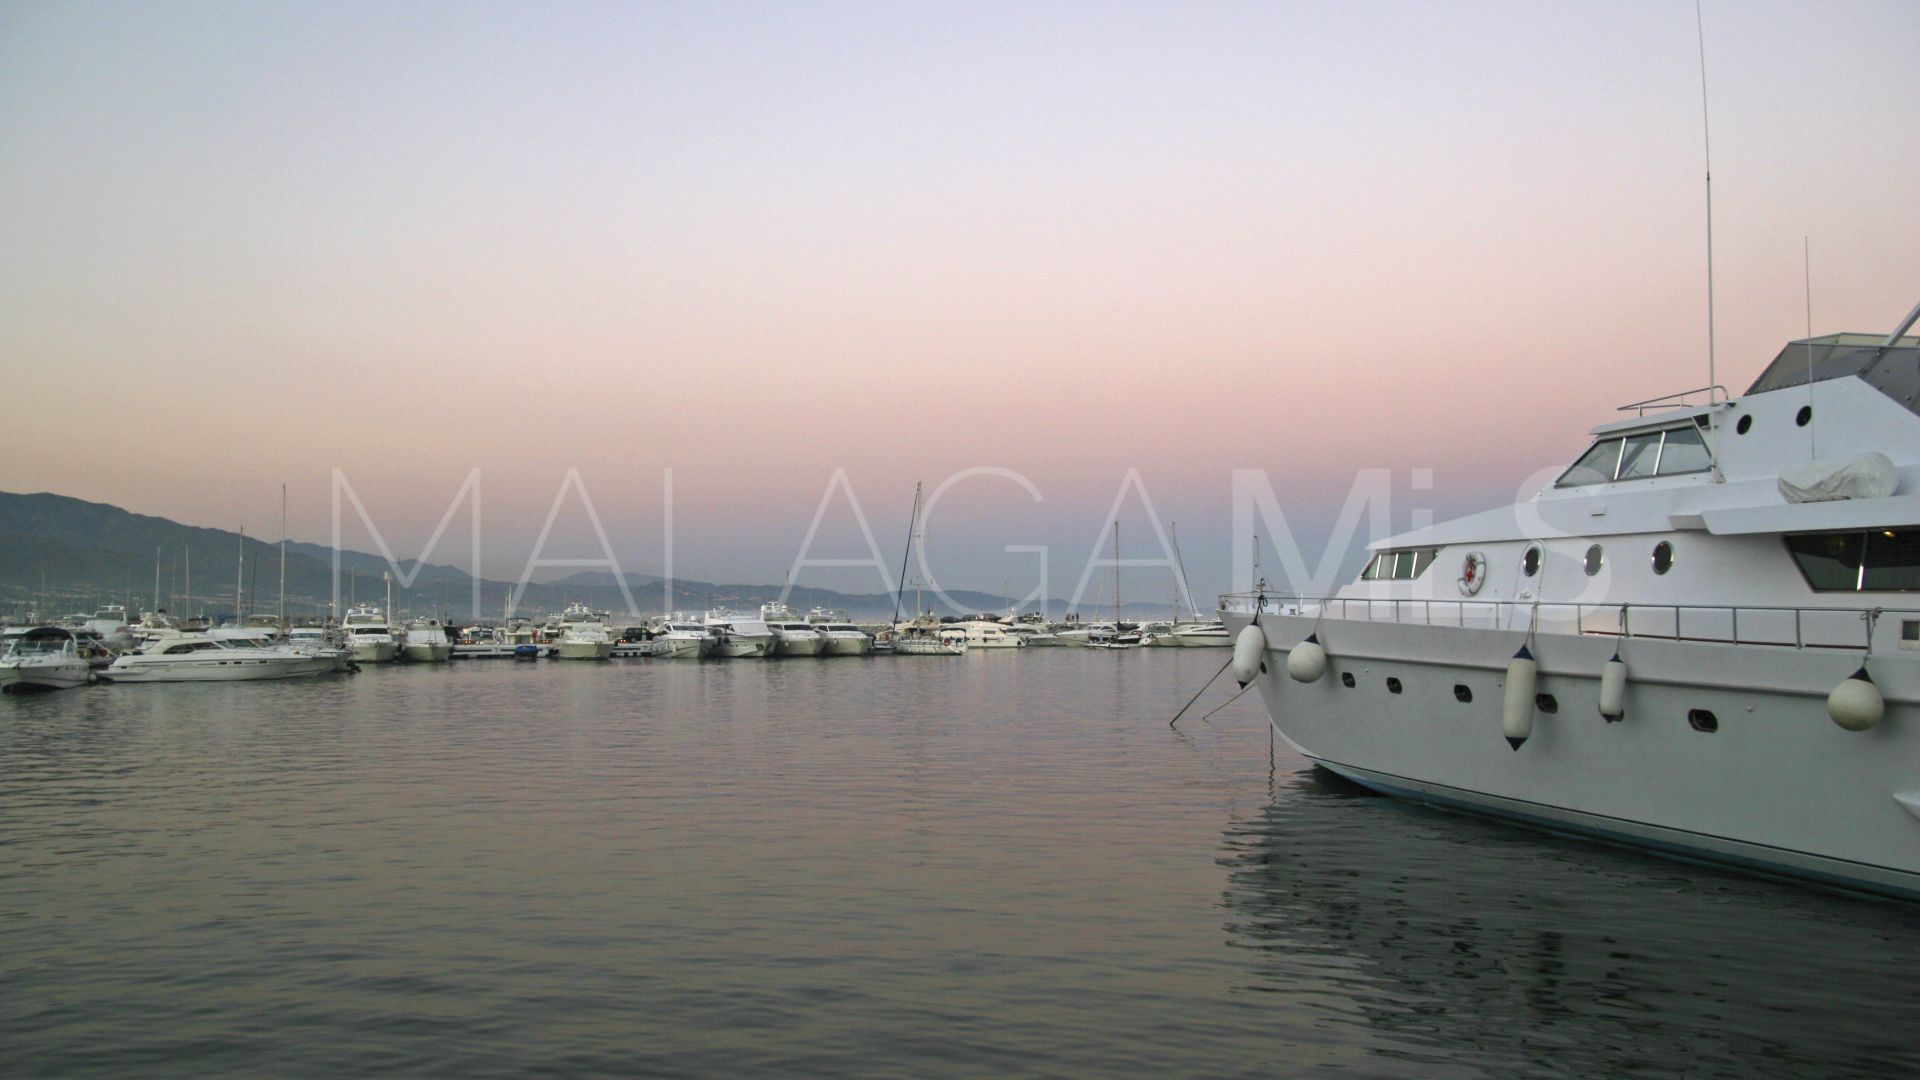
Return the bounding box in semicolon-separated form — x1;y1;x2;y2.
1361;548;1439;581
1522;545;1541;577
1655;425;1712;475
1558;439;1623;486
1780;530;1920;591
1584;544;1605;576
1617;431;1662;480
1652;541;1674;575
1862;530;1920;591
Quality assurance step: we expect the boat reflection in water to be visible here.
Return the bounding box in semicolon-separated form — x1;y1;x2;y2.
1218;767;1920;1078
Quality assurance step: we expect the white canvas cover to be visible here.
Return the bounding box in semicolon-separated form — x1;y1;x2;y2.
1778;452;1899;503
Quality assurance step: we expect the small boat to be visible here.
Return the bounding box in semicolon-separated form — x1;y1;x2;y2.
894;632;966;656
0;627;94;692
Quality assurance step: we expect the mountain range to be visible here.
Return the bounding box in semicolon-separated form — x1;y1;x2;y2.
0;490;1184;622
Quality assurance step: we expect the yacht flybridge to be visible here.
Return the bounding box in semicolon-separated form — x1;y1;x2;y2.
1221;304;1920;899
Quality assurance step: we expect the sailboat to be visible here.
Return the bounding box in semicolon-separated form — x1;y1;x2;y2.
1088;522;1141;649
887;482;965;655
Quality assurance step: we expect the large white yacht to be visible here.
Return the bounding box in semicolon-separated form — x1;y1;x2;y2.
1222;307;1920;900
940;620;1026;649
340;606;400;663
554;603;614;660
761;604;826;656
649;619;715;659
401;618;452;662
806;609;873;656
704;611;775;658
106;634;336;682
1169;619;1231;647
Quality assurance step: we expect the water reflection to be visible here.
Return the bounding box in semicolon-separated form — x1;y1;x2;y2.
1221;767;1920;1078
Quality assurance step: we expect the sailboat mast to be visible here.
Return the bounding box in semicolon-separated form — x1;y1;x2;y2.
1113;520;1121;626
153;546;161;617
235;528;244;624
891;482;921;626
278;484;287;626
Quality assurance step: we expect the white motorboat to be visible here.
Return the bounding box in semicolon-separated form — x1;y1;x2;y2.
554;604;614;660
283;625;355;671
402;618;453;663
105;634;336;682
1221;305;1920;900
340;606;399;663
1169;620;1232;647
806;609;873;655
81;604;134;650
704;611;775;658
762;604;826;656
894;631;966;655
940;620;1026;649
1007;624;1059;647
649;620;715;659
0;627;93;692
1137;620;1177;647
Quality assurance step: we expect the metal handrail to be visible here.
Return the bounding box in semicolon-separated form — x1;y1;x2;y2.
1616;385;1730;415
1217;592;1911;652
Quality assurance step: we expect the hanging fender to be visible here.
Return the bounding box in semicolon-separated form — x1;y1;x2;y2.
1231;624;1268;688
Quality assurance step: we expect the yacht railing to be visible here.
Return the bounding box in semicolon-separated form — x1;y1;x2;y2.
1617;385;1729;415
1217;592;1916;652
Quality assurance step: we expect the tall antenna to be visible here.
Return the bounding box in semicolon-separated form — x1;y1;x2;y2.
1696;0;1717;402
1804;236;1816;457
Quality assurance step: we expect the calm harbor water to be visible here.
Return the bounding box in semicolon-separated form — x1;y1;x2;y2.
3;650;1917;1077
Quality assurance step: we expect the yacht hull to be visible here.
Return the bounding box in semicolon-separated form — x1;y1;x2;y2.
772;635;827;657
403;643;452;663
1171;631;1231;647
1225;610;1920;900
652;637;709;659
106;653;336;682
712;638;771;658
818;634;872;656
555;640;614;660
350;641;399;664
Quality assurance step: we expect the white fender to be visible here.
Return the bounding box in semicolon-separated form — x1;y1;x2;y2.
1828;666;1884;732
1286;633;1327;683
1231;624;1268;688
1502;644;1537;750
1598;652;1627;722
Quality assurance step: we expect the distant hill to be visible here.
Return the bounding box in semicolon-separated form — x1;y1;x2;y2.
0;489;1177;623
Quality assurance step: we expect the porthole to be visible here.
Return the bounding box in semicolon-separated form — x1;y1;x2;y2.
1386;677;1403;694
1522;545;1542;578
1688;709;1719;733
1535;693;1559;714
1584;544;1605;577
1340;672;1356;689
1735;414;1753;435
1796;406;1813;427
1651;541;1674;575
1453;684;1473;703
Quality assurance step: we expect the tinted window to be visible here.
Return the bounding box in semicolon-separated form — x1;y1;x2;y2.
1657;425;1712;475
1522;546;1541;577
1558;439;1622;486
1785;532;1864;590
1862;530;1920;591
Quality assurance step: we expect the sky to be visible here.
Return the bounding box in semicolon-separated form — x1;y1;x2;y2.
2;1;1915;607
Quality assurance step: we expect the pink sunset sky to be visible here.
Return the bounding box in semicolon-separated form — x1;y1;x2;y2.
2;1;1915;601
